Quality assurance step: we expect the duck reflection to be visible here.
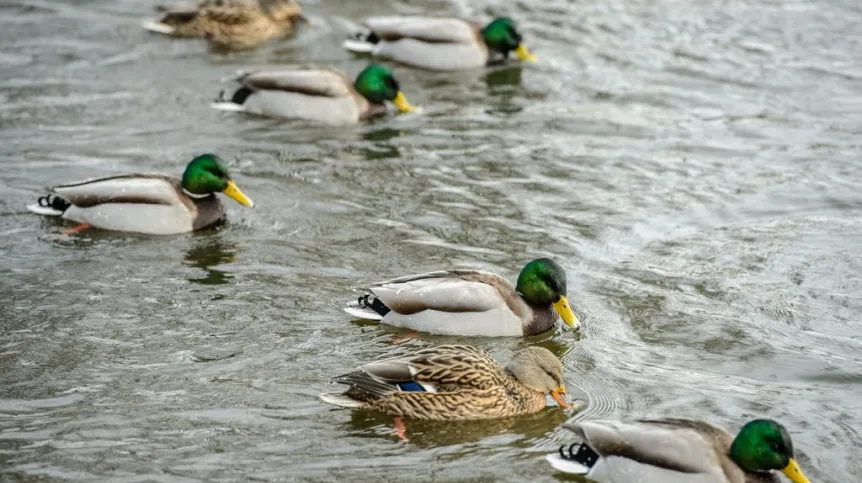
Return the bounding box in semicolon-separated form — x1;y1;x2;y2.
484;66;525;116
484;65;523;89
344;407;570;447
360;128;403;160
520;335;578;359
184;234;237;285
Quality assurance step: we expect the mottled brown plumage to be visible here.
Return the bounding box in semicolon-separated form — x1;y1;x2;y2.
319;345;570;420
142;0;304;50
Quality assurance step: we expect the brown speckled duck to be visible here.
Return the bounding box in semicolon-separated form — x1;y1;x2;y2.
319;345;570;420
141;0;304;50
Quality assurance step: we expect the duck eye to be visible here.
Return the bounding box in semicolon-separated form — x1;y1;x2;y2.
386;77;400;91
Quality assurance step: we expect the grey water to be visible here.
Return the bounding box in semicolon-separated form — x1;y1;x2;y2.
1;0;861;481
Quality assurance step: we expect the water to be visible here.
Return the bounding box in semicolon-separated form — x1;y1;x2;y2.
1;0;861;481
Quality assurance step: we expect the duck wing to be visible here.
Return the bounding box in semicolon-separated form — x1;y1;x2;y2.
51;174;185;208
565;418;733;477
335;345;504;397
364;16;479;44
402;344;505;390
369;269;515;315
233;69;353;98
199;3;256;24
149;0;257;32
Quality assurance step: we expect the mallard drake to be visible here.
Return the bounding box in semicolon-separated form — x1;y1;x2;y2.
343;258;579;337
27;154;254;235
343;16;536;71
319;345;570;420
211;64;417;125
546;418;812;483
140;0;304;50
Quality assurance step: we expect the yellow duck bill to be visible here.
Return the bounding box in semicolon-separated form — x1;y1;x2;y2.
782;458;811;483
515;43;537;62
392;91;417;113
553;296;579;329
223;180;255;207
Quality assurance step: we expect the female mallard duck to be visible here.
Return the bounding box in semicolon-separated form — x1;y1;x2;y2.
343;16;536;71
546;418;812;483
211;64;417;125
319;345;570;420
343;258;579;337
141;0;305;50
26;154;254;235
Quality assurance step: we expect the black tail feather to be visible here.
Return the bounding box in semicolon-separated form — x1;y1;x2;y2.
351;31;380;44
230;86;253;106
358;294;390;317
38;195;70;213
558;443;599;469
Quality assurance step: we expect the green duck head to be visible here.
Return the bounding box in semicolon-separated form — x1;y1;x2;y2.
481;17;536;62
181;154;255;207
515;258;578;329
729;419;811;483
354;64;416;113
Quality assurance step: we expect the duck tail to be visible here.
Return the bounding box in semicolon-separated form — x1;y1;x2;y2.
342;32;380;54
210;86;253;111
318;392;366;408
332;370;398;398
545;443;598;475
343;293;388;321
27;194;70;216
139;18;178;35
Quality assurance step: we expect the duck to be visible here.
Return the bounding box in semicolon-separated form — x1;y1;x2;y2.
27;154;255;235
140;0;305;50
319;345;570;420
343;16;536;71
343;258;579;337
546;418;812;483
211;64;417;125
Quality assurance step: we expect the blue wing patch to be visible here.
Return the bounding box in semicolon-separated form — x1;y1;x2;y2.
396;382;425;392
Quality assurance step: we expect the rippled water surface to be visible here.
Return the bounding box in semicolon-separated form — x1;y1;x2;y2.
2;0;861;481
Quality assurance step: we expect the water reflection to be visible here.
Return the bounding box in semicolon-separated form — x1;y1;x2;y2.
184;233;237;285
344;407;569;447
484;66;523;89
485;66;524;115
521;332;577;358
359;128;404;160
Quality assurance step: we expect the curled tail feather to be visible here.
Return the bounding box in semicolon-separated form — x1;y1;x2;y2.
343;293;389;320
27;195;70;216
343;31;380;54
545;442;599;475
